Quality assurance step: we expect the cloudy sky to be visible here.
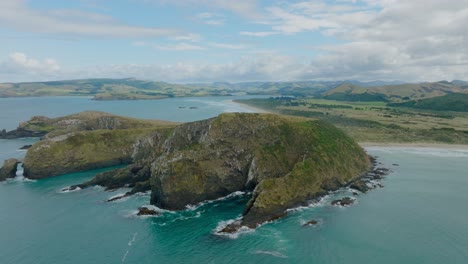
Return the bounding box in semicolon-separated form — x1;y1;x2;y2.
0;0;467;83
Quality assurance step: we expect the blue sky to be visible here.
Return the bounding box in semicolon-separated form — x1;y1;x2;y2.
0;0;467;83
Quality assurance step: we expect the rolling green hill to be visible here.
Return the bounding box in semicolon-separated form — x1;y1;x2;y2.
321;81;468;102
0;78;210;99
0;78;409;100
388;93;468;112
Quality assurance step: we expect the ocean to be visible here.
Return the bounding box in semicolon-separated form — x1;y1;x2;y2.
1;96;467;264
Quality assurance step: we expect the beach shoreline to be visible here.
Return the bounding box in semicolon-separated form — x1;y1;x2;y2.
360;142;468;150
231;100;270;114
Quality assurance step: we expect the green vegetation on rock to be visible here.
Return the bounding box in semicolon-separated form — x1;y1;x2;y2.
27;112;370;227
20;111;177;179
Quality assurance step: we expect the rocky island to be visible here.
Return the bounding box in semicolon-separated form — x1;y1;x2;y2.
2;112;373;231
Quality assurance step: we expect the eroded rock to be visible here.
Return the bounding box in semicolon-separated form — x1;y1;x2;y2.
136;207;159;216
0;159;20;181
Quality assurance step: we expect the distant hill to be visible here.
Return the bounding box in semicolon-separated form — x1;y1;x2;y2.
2;78;461;100
321;81;468;102
452;80;468;86
0;78;214;99
186;81;344;97
0;78;341;99
388;93;468;112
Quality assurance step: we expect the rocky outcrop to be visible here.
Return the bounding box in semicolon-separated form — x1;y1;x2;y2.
21;112;371;229
0;128;46;139
303;220;319;226
136;207;159;216
80;113;369;228
68;163;152;200
0;159;20;181
1;111;176;139
22;129;170;179
331;197;355;206
10;111;176;179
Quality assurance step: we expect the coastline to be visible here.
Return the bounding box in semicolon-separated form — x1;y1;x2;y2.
360;142;468;150
231;100;270;114
232;100;468;150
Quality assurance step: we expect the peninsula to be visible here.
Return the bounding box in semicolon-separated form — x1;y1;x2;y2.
1;112;373;230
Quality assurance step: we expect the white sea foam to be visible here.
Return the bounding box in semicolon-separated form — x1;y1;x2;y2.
213;217;255;239
254;250;288;259
122;210;140;218
20;177;35;182
169;210;203;222
124;204;173;219
128;232;138;246
185;191;246;211
286;195;330;212
121;232;138;263
58;186;81;193
107;193;128;202
299;218;323;227
121;250;129;263
138;205;174;214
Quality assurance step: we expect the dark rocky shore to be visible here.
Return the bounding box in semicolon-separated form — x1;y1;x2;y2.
0;128;46;139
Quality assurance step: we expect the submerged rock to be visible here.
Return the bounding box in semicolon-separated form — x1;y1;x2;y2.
60;185;81;192
136;207;159;216
219;221;242;234
303;220;319;226
0;159;20;181
331;197;355;206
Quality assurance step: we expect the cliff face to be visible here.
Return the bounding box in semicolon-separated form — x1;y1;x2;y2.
24;129;147;179
0;159;20;181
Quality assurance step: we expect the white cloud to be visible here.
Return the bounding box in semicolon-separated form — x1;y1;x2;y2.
152;43;205;51
195;12;225;25
0;52;61;81
209;42;247;50
173;33;202;42
2;1;468;83
72;53;305;82
147;0;262;18
256;0;468;81
133;40;247;51
240;31;278;37
0;0;179;38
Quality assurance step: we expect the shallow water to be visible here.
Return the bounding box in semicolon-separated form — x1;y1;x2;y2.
1;97;468;264
0;95;263;130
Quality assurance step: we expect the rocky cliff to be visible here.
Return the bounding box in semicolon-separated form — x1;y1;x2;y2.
0;159;20;181
20;111;176;179
71;113;371;228
0;111;175;139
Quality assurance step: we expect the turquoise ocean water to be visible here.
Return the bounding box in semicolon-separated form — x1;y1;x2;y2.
1;97;468;263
